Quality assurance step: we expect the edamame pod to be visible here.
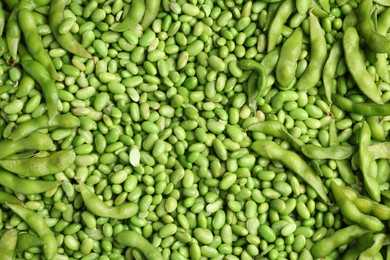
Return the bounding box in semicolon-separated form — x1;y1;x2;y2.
276;28;302;89
7;203;57;259
0;132;55;160
111;0;146;32
311;225;368;258
115;230;163;260
0;169;61;194
141;0;161;29
343;27;383;104
0;229;17;260
296;13;327;91
49;0;92;58
251;140;330;204
79;183;139;219
0;150;76;177
9;113;80;141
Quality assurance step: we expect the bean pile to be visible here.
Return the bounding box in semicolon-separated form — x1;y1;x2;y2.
0;0;389;259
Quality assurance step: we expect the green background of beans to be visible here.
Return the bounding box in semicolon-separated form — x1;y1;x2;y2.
0;0;390;259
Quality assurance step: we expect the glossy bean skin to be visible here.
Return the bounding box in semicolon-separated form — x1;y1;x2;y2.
296;13;327;91
251;140;330;204
115;230;163;260
111;0;145;32
7;203;57;259
79;183;139;219
342;27;383;104
49;0;92;58
0;150;75;177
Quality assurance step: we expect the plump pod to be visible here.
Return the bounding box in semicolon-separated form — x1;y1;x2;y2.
0;229;17;260
330;181;384;231
251;140;330;204
358;122;381;202
7;204;57;259
79;183;139;219
301;144;355;160
343;27;383;104
115;230;163;260
0;168;61;194
0;132;55;160
296;13;327;91
21;60;59;121
111;0;145;32
358;0;390;53
276;28;302;89
310;225;368;258
267;0;295;52
9;113;80;141
49;0;92;58
332;94;389;116
0;150;76;177
141;0;161;29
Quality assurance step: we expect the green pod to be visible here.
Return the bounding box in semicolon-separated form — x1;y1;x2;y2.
79;183;138;219
10;113;80;140
251;140;329;203
296;13;327;91
0;150;75;177
0;229;17;260
276;28;302;89
311;225;368;258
